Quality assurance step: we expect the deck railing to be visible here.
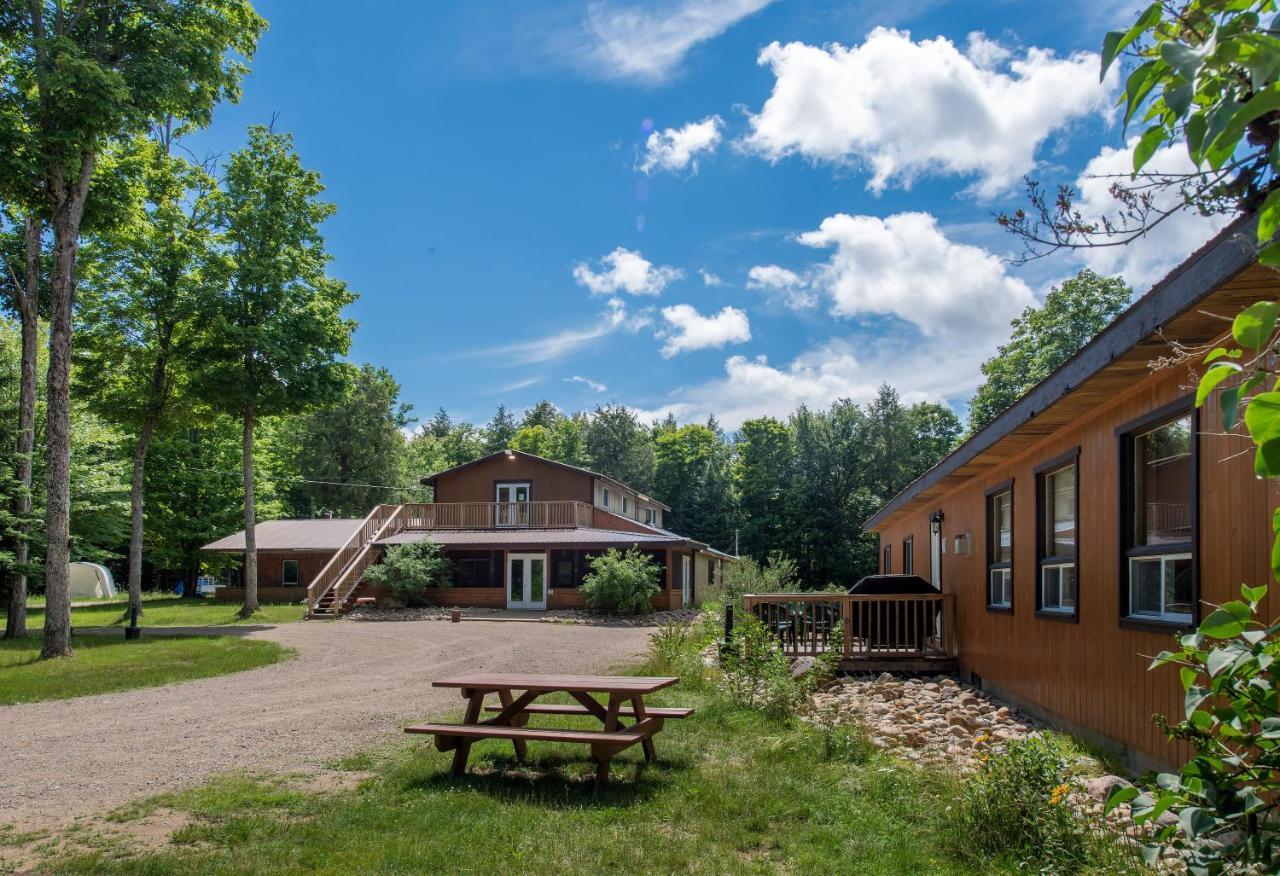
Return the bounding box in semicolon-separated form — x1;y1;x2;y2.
398;501;593;530
740;592;956;663
306;503;406;611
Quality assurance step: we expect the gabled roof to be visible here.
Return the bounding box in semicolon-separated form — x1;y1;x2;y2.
864;214;1263;532
420;449;672;511
202;519;364;552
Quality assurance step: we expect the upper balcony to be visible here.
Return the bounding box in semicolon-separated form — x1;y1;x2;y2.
399;501;595;530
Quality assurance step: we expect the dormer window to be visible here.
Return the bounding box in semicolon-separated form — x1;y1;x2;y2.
643;507;653;525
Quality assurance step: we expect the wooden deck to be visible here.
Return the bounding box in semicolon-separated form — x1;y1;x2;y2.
741;592;957;673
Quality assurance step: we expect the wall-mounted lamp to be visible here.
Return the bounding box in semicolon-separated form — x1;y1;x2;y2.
504;449;515;459
953;534;972;557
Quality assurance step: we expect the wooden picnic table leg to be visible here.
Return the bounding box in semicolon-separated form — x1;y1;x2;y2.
630;696;656;763
592;693;623;791
497;688;528;762
450;688;485;778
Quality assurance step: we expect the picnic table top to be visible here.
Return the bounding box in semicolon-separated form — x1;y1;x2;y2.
432;673;679;695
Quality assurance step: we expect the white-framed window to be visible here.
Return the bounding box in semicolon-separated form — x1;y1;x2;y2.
603;487;610;508
987;485;1013;610
643;507;654;525
282;559;300;587
1121;407;1195;625
622;495;628;514
1037;457;1078;616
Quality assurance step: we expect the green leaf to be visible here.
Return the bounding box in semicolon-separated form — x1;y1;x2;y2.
1104;784;1140;814
1179;806;1216;839
1232;301;1280;349
1206;83;1280;161
1245;391;1280;444
1272;523;1280;581
1133;125;1169;172
1201;608;1246;639
1257;188;1280;243
1101;3;1163;81
1254;439;1280;477
1161;42;1206;82
1222;386;1242;431
1180;665;1199;691
1259;240;1280;267
1242;583;1267;605
1165;80;1194;118
1207;647;1237;677
1197;362;1242;408
1203;347;1242;364
1124;60;1164;126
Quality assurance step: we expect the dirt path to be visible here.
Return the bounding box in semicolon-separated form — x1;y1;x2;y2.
0;619;652;829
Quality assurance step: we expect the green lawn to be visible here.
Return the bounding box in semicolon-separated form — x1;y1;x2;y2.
27;595;305;628
0;635;294;705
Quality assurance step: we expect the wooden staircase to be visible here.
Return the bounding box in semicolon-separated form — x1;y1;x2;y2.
306;504;405;618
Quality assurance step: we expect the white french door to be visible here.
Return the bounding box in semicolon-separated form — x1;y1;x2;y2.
681;554;691;607
495;482;531;527
929;517;943;589
507;552;547;610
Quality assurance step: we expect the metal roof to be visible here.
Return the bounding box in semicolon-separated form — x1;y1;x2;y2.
201;519;364;552
376;527;690;549
863;214;1262;532
420;449;672;511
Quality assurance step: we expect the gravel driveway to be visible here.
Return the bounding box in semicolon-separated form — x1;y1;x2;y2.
0;619;653;828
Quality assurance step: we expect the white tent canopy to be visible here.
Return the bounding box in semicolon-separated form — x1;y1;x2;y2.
68;562;117;600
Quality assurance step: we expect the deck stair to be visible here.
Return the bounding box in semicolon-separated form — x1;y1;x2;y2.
306;504;405;618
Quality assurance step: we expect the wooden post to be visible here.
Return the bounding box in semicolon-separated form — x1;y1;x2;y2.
842;596;852;660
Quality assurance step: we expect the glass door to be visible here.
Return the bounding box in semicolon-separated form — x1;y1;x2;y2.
681;555;691;607
495;482;531;527
507;552;547;609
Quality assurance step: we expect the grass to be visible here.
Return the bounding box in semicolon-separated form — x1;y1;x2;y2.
26;595;306;628
0;635;294;705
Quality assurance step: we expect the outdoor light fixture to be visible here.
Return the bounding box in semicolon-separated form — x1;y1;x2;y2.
505;449;515;459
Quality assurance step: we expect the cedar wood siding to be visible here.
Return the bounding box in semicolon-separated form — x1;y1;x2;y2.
432;455;594;504
212;550;330;603
874;363;1280;768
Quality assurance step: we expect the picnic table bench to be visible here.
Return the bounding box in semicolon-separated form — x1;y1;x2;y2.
405;673;691;789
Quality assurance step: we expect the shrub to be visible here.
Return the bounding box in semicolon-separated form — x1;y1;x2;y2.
644;620;711;689
950;736;1089;871
579;548;660;615
821;723;875;765
705;553;799;611
362;540;453;606
720;615;806;720
1106;583;1280;873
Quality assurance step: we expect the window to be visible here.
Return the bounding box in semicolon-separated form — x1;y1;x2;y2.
882;544;892;573
1036;453;1078;618
454;552;500;588
622;496;628;515
643;507;654;525
603;487;610;508
1121;406;1195;625
902;536;914;575
987;484;1013;610
281;559;300;587
550;549;581;588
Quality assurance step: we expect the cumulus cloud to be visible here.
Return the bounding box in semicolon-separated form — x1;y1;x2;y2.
699;269;724;286
796;212;1036;342
659;304;751;357
746;264;818;309
573;247;683;296
741;28;1115;198
1072;138;1233;291
631;336;990;429
637;115;723;175
566;375;608;393
579;0;774;83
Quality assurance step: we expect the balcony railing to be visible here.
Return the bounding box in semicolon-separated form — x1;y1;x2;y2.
740;592;956;665
398;501;594;530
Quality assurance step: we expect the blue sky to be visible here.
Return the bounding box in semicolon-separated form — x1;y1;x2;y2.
186;0;1222;430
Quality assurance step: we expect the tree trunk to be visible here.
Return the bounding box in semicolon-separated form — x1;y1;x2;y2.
4;216;40;640
41;213;80;658
240;403;258;617
126;416;157;620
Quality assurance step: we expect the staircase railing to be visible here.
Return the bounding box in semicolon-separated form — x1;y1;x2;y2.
306;504;403;613
329;504;407;611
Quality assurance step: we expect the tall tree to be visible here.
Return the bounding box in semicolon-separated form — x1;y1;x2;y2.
653;423;734;546
76;134;219;618
585;404;654;492
734;416;793;560
484;404;518;453
520;400;561;431
967;270;1131;435
194;126;355;617
282;364;415;517
0;0;264;656
0;215;41;638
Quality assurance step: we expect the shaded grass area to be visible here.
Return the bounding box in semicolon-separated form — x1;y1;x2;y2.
27;595;305;628
0;635;294;705
54;683;1011;875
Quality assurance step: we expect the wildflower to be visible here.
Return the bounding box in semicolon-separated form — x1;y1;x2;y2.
1049;783;1071;805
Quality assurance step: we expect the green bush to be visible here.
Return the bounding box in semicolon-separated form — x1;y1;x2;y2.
362;540;453;606
704;553;798;611
720;615;808;720
579;548;660;614
950;736;1089;871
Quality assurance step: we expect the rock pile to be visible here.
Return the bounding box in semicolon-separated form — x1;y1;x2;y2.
805;673;1044;770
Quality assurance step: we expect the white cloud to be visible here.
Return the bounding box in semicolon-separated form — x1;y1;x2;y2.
741;28;1115;198
1072;138;1232;291
580;0;775;83
480;297;648;364
658;304;751;357
699;269;724;286
796;212;1036;342
566;375;608;393
631;336;989;429
746;264;817;309
573;247;683;296
637;115;723;175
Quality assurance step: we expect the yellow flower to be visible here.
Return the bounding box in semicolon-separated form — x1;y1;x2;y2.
1048;783;1071;805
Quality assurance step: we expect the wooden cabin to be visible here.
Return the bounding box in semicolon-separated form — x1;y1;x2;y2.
203;450;735;616
863;216;1279;770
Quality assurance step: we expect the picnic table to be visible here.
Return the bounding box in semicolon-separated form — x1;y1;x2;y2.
405;673;691;789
